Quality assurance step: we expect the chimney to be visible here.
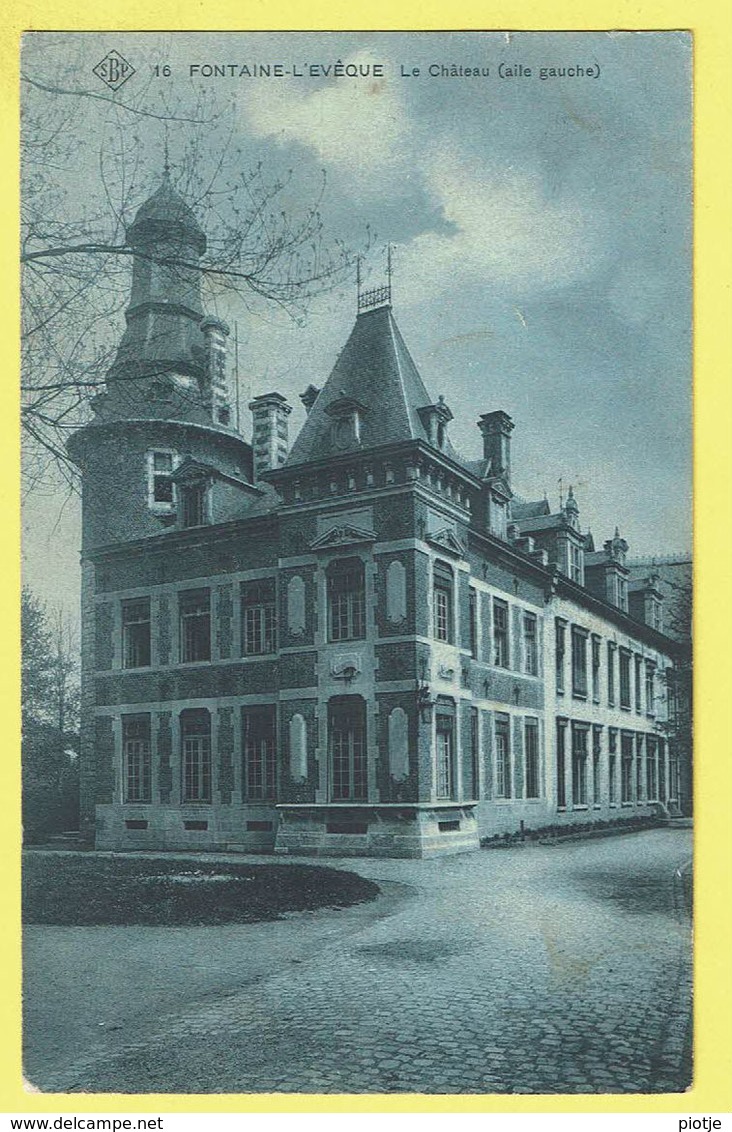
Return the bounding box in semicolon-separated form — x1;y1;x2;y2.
249;392;292;479
478;411;514;481
200;316;231;425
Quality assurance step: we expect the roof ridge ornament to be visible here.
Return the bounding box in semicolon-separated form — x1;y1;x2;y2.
357;245;393;314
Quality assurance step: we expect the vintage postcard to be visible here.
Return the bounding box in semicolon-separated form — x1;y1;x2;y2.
5;20;726;1113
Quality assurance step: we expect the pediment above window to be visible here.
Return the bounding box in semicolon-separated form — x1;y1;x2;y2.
426;528;466;558
309;523;377;551
170;458;213;486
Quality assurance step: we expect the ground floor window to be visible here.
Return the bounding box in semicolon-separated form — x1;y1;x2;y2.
435;703;456;800
181;709;211;803
524;719;540;799
636;734;645;802
556;720;567;808
495;714;511;799
592;727;602;805
469;707;480;800
123;714;151;802
621;732;634;803
658;739;667;802
329;697;367;802
571;724;589;806
243;706;277;800
608;728;618;804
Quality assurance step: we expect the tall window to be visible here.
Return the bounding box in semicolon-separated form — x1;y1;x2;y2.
435;706;455;800
123;714;151;803
433;562;454;643
494;714;511;799
181;709;211;803
658;740;667;802
591;636;601;703
617;576;628;612
607;642;616;706
181;483;206;528
619;650;631;709
243;706;276;800
645;662;655;716
635;655;643;712
328;559;366;642
555;620;566;693
179;589;211;663
571;724;588;806
493;600;509;668
242;580;277;655
571;627;588;697
556;720;567;809
636;734;645;801
122;598;151;669
470;706;480;799
592;727;602;805
570;543;583;584
468;589;478;658
523;613;538;676
646;735;658;800
621;732;634;803
524;719;540;799
608;728;618;804
148;450;176;510
329;698;367;802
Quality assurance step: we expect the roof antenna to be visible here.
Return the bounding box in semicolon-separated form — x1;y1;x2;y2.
386;243;393;304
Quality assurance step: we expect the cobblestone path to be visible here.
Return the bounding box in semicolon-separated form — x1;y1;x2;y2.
24;829;692;1095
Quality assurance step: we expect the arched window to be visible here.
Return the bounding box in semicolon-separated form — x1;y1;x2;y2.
327;558;366;642
329;697;367;801
242;706;276;801
181;708;211;802
433;561;454;643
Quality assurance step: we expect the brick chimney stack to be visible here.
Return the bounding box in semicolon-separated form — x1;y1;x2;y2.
249;392;292;479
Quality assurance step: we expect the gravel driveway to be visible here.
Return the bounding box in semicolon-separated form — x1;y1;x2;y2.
23;828;692;1095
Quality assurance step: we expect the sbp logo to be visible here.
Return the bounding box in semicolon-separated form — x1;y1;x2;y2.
93;50;136;91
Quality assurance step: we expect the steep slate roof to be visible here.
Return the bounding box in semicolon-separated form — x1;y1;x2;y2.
511;498;551;521
286;305;461;467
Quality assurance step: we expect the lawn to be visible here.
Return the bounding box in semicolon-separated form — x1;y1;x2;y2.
22;853;380;926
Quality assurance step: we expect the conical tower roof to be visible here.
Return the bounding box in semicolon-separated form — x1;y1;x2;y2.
286;304;458;467
127;172;207;256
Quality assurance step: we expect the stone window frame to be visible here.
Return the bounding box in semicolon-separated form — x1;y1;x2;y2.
571;721;590;807
327;557;366;644
555;618;567;694
179;588;212;664
122;713;152;804
524;717;540;799
328;695;367;803
146;448;180;514
241;578;277;656
180;707;212;804
570;625;589;699
522;612;538;677
242;704;277;802
493;598;510;669
121;597;151;670
432;560;455;645
435;699;456;801
494;712;512;800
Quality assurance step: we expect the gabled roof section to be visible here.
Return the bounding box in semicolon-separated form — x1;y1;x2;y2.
285;305;459;467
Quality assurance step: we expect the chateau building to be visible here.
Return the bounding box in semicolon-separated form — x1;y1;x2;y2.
68;175;687;858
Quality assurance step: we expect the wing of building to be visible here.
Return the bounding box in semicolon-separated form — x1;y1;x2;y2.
67;177;690;858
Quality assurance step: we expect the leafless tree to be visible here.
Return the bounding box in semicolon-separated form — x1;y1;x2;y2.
21;44;360;491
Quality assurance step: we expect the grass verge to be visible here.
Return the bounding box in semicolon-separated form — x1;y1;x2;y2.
22;853;380;926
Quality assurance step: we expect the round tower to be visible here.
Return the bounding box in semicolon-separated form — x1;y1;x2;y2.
67;171;252;552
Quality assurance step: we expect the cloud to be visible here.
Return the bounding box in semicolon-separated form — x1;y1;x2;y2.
397;145;611;303
242;50;410;182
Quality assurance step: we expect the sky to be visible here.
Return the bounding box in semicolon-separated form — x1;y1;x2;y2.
20;30;692;621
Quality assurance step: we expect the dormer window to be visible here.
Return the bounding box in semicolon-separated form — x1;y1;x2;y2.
418;397;453;451
569;543;584;585
147;450;177;512
325;396;367;451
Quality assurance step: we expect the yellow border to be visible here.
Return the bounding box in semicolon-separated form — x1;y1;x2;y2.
3;2;731;1115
